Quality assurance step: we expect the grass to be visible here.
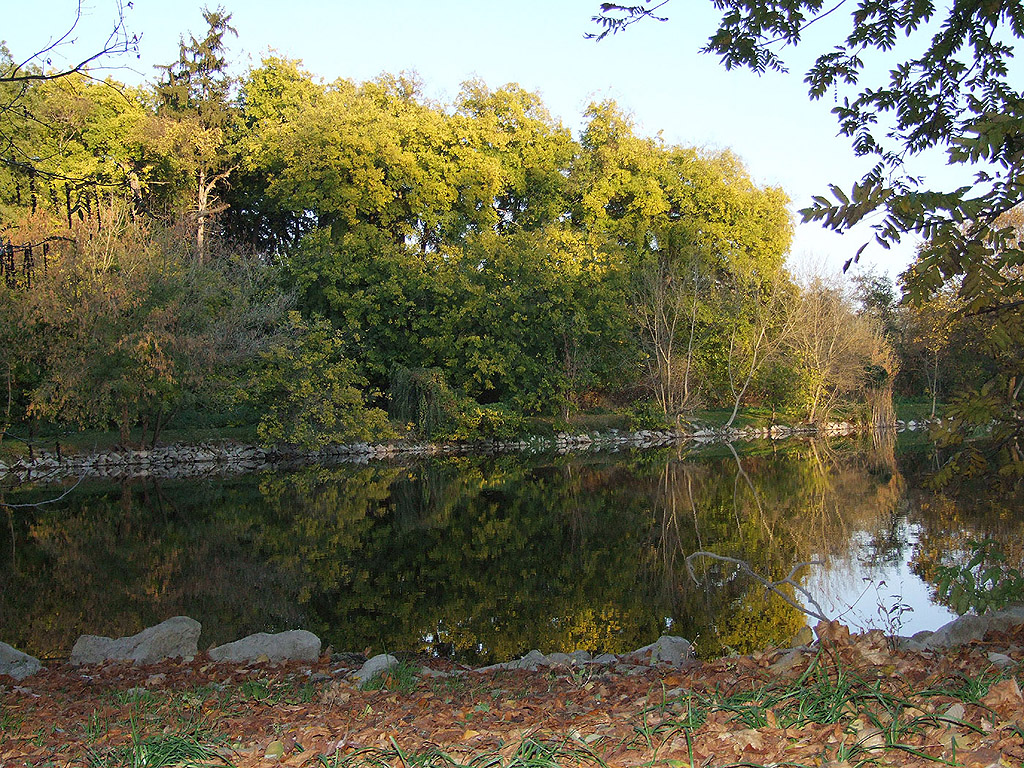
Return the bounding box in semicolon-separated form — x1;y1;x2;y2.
634;649;1005;768
360;660;421;693
7;651;1016;768
86;730;229;767
315;735;608;768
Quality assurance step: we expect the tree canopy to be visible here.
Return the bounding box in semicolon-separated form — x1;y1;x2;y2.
592;0;1024;478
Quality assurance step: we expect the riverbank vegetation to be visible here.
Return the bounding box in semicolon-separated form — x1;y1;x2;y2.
0;9;1012;457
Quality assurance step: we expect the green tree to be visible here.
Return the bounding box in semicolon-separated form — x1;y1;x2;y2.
154;5;238;260
590;0;1024;471
245;312;395;451
455;80;576;233
573;101;792;416
227;56;324;252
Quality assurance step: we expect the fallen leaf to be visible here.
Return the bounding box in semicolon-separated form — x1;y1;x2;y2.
283;751;318;767
982;679;1024;712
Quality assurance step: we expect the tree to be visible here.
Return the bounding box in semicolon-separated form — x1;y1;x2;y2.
0;4;140;210
573;101;792;417
245;312;395;451
901;282;960;418
590;1;1024;296
154;6;238;260
787;275;896;424
591;0;1024;471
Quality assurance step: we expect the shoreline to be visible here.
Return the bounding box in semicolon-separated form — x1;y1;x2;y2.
0;419;936;483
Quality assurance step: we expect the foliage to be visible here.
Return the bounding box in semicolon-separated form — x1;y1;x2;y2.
0;14;977;442
713;586;806;656
450;403;526;442
389;367;461;440
936;539;1024;616
590;0;1024;476
245;312;395;451
154;6;238;259
786;275;897;424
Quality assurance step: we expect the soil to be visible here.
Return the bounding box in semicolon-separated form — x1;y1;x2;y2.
3;621;1023;768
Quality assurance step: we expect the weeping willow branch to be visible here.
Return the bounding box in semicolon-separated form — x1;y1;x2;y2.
685;550;831;623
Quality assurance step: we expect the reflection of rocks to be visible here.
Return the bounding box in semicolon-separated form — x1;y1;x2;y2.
0;641;42;680
70;616;200;665
208;630;321;663
471;636;692;674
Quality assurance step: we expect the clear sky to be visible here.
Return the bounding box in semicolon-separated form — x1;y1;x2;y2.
6;0;949;281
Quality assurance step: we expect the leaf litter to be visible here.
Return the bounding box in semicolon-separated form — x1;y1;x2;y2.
1;620;1023;768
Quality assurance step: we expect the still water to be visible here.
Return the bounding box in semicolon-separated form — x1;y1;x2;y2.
1;433;1018;663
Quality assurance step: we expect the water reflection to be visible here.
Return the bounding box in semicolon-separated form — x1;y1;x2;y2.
1;436;1020;663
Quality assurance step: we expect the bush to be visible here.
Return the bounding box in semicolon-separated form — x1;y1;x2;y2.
936;539;1024;615
452;404;525;441
246;313;395;451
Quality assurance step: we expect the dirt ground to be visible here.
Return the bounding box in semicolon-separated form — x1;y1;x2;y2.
3;621;1024;768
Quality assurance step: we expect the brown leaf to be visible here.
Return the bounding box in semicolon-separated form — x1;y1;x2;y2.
814;620;853;647
981;679;1024;712
282;751;319;767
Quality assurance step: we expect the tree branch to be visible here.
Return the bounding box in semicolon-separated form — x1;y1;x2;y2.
685;550;832;623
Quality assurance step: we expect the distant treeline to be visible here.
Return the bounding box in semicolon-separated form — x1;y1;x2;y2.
0;10;996;448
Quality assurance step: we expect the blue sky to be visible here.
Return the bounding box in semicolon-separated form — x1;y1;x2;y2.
7;0;952;281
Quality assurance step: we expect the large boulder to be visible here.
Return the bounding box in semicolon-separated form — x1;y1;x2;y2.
0;641;41;680
70;616;201;665
208;630;321;663
921;605;1024;650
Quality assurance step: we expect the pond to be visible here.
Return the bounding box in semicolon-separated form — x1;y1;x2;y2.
1;433;1018;664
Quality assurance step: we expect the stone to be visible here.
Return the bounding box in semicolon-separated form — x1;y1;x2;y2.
627;635;693;666
987;652;1016;668
921;605;1024;650
546;652;572;666
70;616;201;665
569;650;593;664
353;653;399;684
264;740;286;761
506;649;550;670
0;641;41;680
592;653;618;665
208;630;321;663
769;648;806;675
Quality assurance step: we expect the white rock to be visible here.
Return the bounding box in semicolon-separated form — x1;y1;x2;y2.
353;653;400;684
922;605;1024;650
627;635;693;666
506;649;550;670
0;641;42;680
208;630;321;663
70;616;201;665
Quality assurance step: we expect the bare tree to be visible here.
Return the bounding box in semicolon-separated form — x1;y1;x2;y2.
788;274;896;424
1;1;138;87
723;274;797;428
632;254;706;418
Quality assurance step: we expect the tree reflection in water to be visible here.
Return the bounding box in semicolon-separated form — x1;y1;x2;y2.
1;435;1019;662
